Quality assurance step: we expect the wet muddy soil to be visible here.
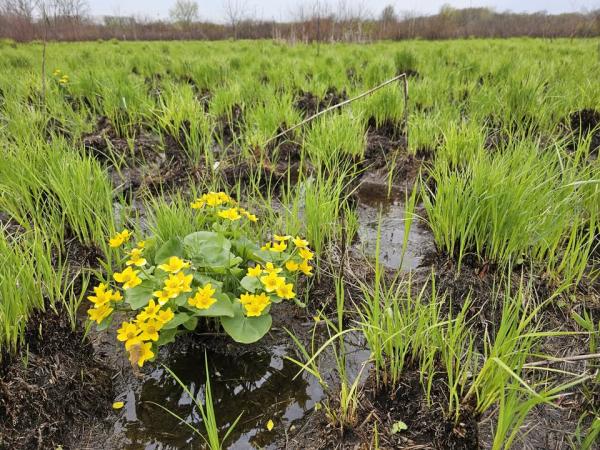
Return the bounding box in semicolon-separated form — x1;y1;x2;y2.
0;307;113;450
294;88;348;118
565;108;600;156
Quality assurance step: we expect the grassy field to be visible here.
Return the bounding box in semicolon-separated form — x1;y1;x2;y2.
0;38;599;449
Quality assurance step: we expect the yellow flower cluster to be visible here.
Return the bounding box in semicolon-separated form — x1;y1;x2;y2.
114;266;142;290
216;206;258;222
109;229;132;248
191;192;234;209
126;248;147;267
154;270;193;304
240;292;271;317
158;255;190;274
242;261;298;316
261;235;314;276
53;68;69;85
190;192;257;222
188;283;217;309
117;300;175;367
87;283;123;324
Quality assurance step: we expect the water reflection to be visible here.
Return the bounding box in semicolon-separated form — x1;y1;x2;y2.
115;344;323;449
355;187;434;271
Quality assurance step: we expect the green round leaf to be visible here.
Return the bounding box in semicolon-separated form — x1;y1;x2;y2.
154;237;184;265
220;303;272;344
191;293;235;317
240;275;262;293
161;312;190;330
125;280;156;309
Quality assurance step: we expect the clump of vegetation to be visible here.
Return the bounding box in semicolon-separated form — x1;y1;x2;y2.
87;191;313;366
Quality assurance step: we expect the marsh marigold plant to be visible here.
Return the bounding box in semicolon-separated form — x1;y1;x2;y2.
87;192;313;368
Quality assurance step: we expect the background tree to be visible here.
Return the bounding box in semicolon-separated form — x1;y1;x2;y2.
380;4;397;23
380;4;397;38
169;0;199;25
223;0;246;39
0;0;36;19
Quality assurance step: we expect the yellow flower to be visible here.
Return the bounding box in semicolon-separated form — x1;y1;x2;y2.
153;289;171;305
261;242;272;251
111;290;123;302
87;303;113;324
164;271;193;298
263;262;282;274
125;336;142;351
112;401;124;410
269;241;287;253
191;198;205;209
242;210;258;222
274;234;291;241
266;419;274;431
205;192;227;207
139;319;162;341
158;256;190;274
53;68;61;76
109;229;131;248
114;267;142;290
243;293;270;317
136;240;146;249
298;260;313;276
285;260;299;272
240;292;254;305
156;308;175;325
137;299;161;322
260;272;285;293
87;284;112;306
117;321;141;344
192;192;234;209
298;248;314;261
218;207;242;221
126;248;147;267
247;265;262;277
276;283;295;300
93;283;108;294
293;236;309;248
188;283;217;310
128;341;154;367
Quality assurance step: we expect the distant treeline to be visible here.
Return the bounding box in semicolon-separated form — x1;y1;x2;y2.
1;6;599;42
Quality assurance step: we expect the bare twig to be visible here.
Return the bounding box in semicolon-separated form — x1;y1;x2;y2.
264;73;409;147
524;352;600;368
40;4;50;109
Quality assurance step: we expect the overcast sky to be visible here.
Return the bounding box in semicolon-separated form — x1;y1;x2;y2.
93;1;600;22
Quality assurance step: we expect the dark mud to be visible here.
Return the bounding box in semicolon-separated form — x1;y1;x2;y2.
0;306;113;450
0;211;25;236
82;116;163;165
366;368;478;450
215;104;244;146
82;116;206;198
294;87;348;118
44;117;71;141
565;108;600;156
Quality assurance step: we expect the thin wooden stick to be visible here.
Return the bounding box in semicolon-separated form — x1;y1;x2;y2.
524;352;600;368
265;73;409;147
